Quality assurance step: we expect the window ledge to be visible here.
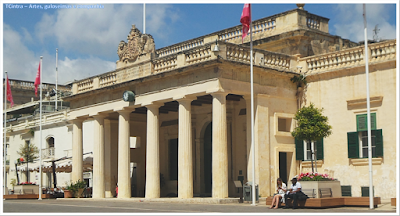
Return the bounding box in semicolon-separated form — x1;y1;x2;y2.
301;160;323;168
275;131;293;137
350;158;383;166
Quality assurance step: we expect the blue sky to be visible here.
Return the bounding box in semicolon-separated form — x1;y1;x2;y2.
2;2;398;85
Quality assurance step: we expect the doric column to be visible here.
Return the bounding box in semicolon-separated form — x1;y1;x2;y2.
145;103;161;198
211;92;228;198
177;97;195;198
104;119;113;198
117;110;131;198
72;119;83;182
92;114;105;198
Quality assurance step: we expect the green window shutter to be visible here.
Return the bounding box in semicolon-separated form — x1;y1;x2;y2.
295;138;304;161
347;132;359;158
316;138;324;160
357;113;376;131
373;129;383;157
370;113;376;130
341;185;352;197
361;186;374;197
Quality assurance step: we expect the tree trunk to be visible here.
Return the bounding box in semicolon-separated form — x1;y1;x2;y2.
310;140;314;173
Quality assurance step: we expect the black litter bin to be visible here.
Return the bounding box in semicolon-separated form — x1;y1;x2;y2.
243;182;259;201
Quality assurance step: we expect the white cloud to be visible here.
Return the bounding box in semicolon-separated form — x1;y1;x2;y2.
332;4;396;42
58;56;115;84
3;24;37;81
34;4;180;58
3;24;114;85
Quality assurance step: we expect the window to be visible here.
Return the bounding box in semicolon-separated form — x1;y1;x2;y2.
48;137;55;148
304;141;314;160
347;113;383;158
278;118;291;132
360;131;375;158
295;138;324;161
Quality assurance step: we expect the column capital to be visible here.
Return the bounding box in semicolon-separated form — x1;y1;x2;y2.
90;113;107;120
70;117;85;124
211;92;229;98
145;102;163;111
116;109;132;115
174;95;197;102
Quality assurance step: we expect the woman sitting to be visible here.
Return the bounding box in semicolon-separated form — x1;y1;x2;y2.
269;178;287;209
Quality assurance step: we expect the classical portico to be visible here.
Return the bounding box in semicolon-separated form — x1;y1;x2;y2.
64;10;314;199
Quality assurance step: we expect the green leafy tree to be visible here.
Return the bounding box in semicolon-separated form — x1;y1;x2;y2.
291;103;332;173
17;142;39;183
17;142;39;162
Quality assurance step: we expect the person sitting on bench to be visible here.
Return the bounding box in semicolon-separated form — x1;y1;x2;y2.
284;176;308;209
269;178;287;209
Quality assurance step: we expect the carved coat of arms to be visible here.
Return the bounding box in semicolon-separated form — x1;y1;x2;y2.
118;25;155;63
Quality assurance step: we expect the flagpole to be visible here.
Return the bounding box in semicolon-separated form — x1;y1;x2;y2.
55;48;58;111
249;5;256;207
143;3;146;34
38;56;43;200
3;72;8;197
363;4;373;210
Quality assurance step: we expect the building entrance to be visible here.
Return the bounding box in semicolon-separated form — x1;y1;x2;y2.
279;152;288;185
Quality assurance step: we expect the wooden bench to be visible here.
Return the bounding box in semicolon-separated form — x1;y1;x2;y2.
319;188;332;198
302;189;315;198
266;196;381;208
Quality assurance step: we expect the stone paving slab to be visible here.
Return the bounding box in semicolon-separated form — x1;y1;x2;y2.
55;197;396;211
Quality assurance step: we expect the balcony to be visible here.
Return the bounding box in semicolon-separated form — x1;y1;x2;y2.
41;147;55;159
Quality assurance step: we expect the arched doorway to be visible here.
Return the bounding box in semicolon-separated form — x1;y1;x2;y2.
203;122;212;196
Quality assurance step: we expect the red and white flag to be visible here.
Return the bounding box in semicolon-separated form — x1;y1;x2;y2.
34;61;41;97
240;3;251;43
6;74;14;107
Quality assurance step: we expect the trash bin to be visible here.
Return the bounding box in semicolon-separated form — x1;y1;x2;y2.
243;182;259;201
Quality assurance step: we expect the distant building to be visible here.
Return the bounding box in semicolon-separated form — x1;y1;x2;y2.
3;80;94;192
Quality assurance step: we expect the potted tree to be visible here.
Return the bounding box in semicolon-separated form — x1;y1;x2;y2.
64;182;76;198
75;180;86;198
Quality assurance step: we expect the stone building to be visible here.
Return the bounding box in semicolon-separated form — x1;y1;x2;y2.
5;5;395;200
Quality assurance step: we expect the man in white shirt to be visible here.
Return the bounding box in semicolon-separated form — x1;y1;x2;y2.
283;176;307;209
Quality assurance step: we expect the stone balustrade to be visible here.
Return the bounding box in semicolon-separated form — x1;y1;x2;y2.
225;43;294;71
185;44;212;66
153;55;178;73
300;40;396;73
258;49;294;70
77;79;94;93
73;41;298;94
156;38;205;58
99;72;117;88
225;44;254;64
369;41;397;62
4;79;71;91
218;18;276;42
6;110;68;133
306;15;320;30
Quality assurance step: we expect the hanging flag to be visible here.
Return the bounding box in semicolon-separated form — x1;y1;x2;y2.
240;3;251;43
34;61;41;96
6;74;14;107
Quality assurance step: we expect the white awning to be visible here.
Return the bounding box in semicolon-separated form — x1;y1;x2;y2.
17;152;93;173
